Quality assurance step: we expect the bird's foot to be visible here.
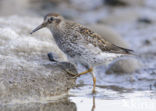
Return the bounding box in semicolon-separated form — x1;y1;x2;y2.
65;69;78;77
71;74;82;78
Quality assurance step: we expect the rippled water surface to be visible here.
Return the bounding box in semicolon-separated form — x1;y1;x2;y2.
69;84;156;111
1;86;155;111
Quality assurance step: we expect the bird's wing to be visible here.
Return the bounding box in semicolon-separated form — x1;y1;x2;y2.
76;26;133;54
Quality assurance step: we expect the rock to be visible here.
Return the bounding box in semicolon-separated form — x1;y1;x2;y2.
98;9;139;25
0;16;76;103
143;39;151;46
121;0;145;6
99;0;145;25
88;24;142;74
104;0;145;6
0;59;77;104
0;0;31;16
69;0;103;11
41;0;69;4
0;98;76;111
106;58;142;74
154;82;156;88
104;0;127;6
137;17;152;24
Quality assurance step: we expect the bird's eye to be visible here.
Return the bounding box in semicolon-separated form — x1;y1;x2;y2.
48;17;53;23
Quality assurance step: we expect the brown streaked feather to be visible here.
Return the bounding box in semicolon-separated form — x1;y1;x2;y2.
79;27;133;54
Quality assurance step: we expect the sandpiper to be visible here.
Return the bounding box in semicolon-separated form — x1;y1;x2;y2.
30;13;133;93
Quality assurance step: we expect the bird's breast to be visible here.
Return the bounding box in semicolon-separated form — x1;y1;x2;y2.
52;32;78;57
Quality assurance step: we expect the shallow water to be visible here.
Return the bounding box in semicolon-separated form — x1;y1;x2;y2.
1;86;155;111
70;86;156;111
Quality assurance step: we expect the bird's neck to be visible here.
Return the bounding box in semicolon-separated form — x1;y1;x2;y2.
49;22;67;47
50;21;65;35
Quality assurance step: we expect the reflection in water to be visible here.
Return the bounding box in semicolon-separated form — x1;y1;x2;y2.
70;93;156;111
1;85;156;111
91;96;95;111
0;98;76;111
70;85;156;111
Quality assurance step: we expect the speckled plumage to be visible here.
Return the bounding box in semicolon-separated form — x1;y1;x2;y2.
49;19;132;67
31;13;133;93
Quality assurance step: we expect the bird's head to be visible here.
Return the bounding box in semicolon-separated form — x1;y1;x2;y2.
30;13;64;34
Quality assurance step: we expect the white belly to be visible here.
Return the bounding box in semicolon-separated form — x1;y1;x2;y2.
67;44;123;67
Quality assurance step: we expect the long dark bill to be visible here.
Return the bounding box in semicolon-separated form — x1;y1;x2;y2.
30;22;47;34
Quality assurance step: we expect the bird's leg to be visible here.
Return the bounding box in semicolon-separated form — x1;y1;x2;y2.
91;70;96;93
72;67;97;93
72;68;93;78
66;68;93;78
91;96;96;111
66;67;96;93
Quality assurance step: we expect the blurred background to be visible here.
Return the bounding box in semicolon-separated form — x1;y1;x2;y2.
0;0;156;111
0;0;152;23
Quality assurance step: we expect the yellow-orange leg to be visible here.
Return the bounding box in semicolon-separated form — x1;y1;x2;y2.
65;68;93;77
91;71;96;93
91;96;96;111
73;68;93;78
74;68;96;93
66;67;96;93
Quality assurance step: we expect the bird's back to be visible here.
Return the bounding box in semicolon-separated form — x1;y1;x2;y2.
64;20;133;55
61;21;134;67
